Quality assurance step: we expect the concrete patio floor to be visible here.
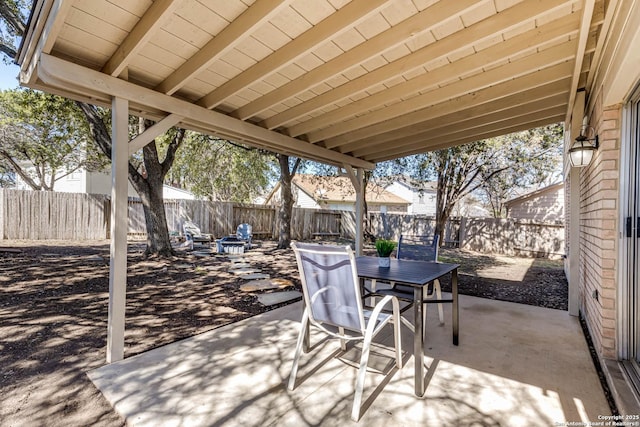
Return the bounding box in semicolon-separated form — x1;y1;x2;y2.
88;295;611;426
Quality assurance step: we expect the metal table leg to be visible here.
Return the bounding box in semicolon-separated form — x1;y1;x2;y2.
452;268;459;346
414;285;425;397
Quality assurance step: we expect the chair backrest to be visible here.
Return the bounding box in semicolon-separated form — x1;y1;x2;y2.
237;223;252;240
291;242;365;333
397;234;439;262
183;221;202;238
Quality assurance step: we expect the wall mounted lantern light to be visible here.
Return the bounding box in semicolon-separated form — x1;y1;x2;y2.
569;125;599;168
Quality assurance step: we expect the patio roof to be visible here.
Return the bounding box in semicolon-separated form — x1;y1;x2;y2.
17;0;603;168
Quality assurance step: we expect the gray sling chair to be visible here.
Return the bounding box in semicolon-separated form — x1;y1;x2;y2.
288;242;402;422
369;235;445;337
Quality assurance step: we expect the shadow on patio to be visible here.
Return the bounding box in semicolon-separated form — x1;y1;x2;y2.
89;294;609;426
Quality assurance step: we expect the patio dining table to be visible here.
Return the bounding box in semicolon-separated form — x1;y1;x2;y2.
356;256;460;397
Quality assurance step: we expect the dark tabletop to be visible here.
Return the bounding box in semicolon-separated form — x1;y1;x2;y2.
356;256;460;286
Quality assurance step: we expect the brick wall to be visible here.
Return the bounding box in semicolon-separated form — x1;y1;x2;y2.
578;92;621;359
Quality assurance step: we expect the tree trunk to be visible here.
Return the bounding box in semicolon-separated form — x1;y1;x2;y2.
77;103;183;257
277;154;294;249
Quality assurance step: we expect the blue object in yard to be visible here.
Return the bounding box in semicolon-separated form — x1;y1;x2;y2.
236;223;253;248
217;236;245;254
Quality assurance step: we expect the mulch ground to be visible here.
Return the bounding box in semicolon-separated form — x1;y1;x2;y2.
0;240;568;427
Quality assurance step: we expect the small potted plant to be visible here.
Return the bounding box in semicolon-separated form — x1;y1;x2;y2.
375;239;396;268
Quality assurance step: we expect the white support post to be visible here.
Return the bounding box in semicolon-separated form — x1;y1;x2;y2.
106;96;129;363
344;165;364;256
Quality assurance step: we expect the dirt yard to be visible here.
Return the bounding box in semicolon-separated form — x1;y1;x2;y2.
0;239;567;427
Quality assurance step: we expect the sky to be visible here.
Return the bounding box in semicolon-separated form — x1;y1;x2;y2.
0;62;21;90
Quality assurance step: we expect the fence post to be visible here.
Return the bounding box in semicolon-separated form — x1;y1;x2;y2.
458;217;467;248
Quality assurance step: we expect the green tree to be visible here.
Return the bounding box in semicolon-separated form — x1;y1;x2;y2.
0;0;27;62
402;123;563;244
1;4;186;256
0;88;107;190
165;133;274;202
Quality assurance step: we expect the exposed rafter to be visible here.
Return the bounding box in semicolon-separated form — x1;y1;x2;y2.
264;0;576;132
315;45;577;145
38;54;373;169
155;0;291;95
197;0;392;110
102;0;181;77
234;0;479;121
565;0;597;123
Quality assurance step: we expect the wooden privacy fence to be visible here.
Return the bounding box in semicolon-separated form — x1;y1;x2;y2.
0;189;342;241
369;213;565;258
0;189;564;257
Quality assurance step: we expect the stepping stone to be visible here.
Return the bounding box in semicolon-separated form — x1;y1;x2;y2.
230;268;261;275
240;273;270;280
193;251;212;257
228;262;252;269
257;291;302;306
240;278;294;292
174;263;193;269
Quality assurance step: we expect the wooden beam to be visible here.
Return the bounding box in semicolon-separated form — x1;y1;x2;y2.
37;54;374;169
307;40;576;143
322;64;574;150
106;96;129;363
352;101;568;158
235;0;478;121
128;114;183;155
102;0;180;77
564;0;596;123
355;105;567;159
368;115;564;163
288;18;579;138
197;0;391;109
155;0;289;95
344;89;569;155
18;0;75;86
263;0;577;131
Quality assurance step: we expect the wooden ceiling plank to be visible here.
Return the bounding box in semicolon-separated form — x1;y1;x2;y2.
37;54;373;169
353;104;567;158
349;93;568;156
289;15;579;138
309;40;577;144
260;0;574;130
155;0;290;95
197;0;392;110
344;88;569;152
234;0;478;121
19;0;75;85
102;0;181;77
564;0;597;123
322;68;573;149
367;115;565;162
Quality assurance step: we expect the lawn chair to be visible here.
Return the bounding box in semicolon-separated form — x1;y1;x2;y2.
289;242;402;422
182;221;212;248
370;235;445;337
236;223;252;249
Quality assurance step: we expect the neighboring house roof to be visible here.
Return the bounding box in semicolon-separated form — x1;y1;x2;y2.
504;182;564;207
294;175;409;205
264;175;410;206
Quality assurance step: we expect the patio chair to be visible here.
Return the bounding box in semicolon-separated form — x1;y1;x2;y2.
289;242;402;422
236;223;252;249
370;235;445;336
182;221;212;248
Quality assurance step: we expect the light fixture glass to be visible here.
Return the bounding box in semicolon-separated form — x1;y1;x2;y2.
569;126;599;168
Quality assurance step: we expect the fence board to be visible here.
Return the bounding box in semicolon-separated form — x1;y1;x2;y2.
0;189;564;258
